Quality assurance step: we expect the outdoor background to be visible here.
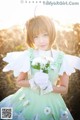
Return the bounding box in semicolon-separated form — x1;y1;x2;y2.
0;0;80;120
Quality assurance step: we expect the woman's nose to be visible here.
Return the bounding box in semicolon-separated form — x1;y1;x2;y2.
39;36;44;43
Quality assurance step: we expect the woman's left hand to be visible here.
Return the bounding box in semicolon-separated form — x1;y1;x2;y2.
33;71;49;89
33;71;53;94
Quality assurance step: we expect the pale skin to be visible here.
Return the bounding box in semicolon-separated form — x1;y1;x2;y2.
16;33;69;94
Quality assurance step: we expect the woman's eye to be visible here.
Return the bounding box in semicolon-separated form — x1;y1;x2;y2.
34;36;38;39
43;33;48;36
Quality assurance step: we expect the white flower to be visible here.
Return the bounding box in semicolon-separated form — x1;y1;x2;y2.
23;100;30;106
60;110;68;119
45;56;54;62
32;57;48;66
44;107;51;115
31;56;54;74
19;94;25;101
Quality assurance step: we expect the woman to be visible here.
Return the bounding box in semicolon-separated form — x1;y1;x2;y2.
1;15;80;120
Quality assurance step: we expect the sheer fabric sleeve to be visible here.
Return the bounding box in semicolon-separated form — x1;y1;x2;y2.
3;50;31;77
59;54;80;76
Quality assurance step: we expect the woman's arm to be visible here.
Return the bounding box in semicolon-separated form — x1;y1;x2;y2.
52;72;69;94
16;72;30;87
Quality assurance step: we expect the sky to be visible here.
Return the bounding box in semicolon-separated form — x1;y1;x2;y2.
0;0;80;29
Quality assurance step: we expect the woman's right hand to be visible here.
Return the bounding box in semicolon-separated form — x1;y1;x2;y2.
33;71;53;94
29;78;37;90
33;71;49;90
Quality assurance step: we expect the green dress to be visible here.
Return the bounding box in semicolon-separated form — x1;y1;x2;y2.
0;48;76;120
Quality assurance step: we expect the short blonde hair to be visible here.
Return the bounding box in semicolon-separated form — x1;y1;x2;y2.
26;15;56;48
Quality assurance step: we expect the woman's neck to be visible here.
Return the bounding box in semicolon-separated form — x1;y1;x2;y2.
36;47;52;51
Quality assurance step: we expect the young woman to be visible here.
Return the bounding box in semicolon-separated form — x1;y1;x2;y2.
0;15;80;120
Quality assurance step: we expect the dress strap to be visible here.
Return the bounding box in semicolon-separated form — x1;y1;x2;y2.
51;51;64;73
28;48;34;61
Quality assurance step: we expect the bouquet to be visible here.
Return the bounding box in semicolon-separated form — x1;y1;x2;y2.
31;56;54;74
30;56;54;94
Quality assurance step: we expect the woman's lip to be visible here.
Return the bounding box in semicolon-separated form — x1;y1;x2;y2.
40;45;46;47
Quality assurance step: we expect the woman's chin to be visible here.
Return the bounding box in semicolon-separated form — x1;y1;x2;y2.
39;46;50;51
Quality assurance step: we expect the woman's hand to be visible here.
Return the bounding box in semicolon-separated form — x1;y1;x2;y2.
53;72;69;94
33;71;49;89
16;72;38;90
16;72;69;95
33;71;53;94
16;72;30;87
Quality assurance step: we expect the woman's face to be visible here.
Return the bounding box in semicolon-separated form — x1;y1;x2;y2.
33;32;50;51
